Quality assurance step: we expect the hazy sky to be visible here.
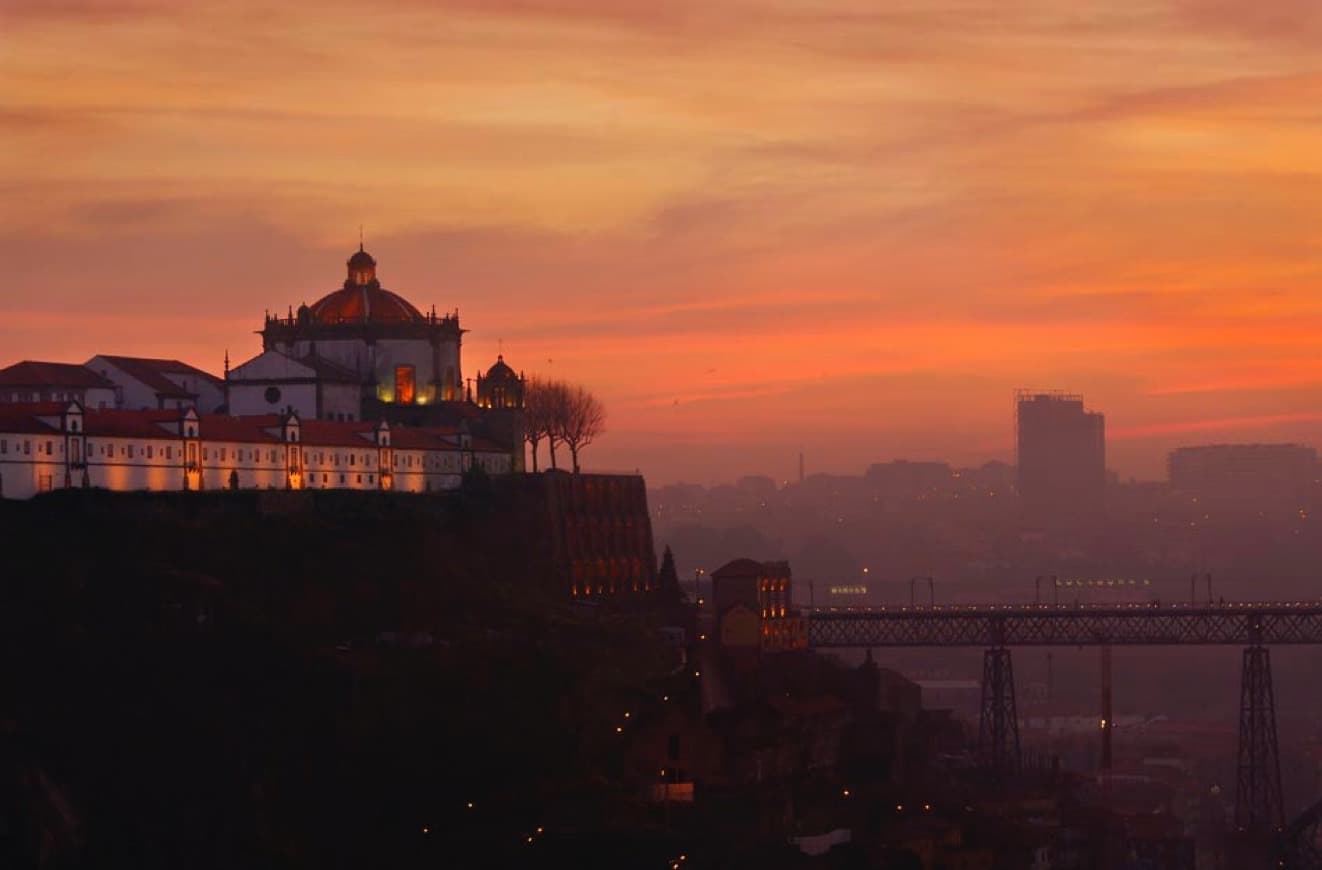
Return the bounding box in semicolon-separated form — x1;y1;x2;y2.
3;0;1322;484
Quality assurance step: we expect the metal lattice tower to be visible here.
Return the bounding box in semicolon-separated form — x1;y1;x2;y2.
978;647;1020;774
1235;644;1284;834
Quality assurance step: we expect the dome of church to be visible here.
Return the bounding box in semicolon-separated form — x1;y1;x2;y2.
485;355;517;380
347;247;376;270
308;285;424;325
477;354;523;410
305;247;425;325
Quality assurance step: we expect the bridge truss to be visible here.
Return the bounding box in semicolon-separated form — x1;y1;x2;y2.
805;602;1322;835
808;603;1322;647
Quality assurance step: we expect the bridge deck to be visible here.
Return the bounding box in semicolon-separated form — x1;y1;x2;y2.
806;602;1322;647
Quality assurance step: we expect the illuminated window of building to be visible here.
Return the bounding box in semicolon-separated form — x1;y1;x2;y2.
394;365;416;405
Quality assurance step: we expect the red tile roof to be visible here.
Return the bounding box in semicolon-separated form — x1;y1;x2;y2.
470;436;511;453
0;402;65;435
83;408;187;439
390;426;459;449
296;419;379;447
196;414;283;444
0;361;115;389
92;355;223;397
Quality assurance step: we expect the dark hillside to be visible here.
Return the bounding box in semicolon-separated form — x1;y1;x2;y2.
0;489;675;868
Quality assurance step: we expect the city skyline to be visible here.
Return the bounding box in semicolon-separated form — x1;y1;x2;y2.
6;0;1322;485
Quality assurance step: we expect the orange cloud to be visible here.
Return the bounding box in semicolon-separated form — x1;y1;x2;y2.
3;0;1322;483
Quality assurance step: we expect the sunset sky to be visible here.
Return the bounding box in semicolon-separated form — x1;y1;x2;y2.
3;0;1322;484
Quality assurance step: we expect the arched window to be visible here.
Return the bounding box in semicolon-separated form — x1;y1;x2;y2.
395;365;416;405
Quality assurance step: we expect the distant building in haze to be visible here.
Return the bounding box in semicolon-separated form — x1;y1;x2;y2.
864;459;953;500
1016;390;1105;523
1168;443;1317;510
710;558;807;663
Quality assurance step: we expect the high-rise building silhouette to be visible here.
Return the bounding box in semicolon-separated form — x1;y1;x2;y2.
1015;391;1105;523
1168;443;1317;509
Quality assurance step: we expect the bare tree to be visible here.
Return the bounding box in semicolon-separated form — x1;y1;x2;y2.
523;376;550;472
545;380;569;470
558;384;606;473
524;377;570;471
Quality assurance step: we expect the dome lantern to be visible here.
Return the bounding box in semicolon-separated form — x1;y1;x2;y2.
346;244;377;287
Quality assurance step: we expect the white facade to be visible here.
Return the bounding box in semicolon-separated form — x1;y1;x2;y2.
0;361;120;410
0;402;511;501
86;354;226;412
0;382;116;410
225;350;360;421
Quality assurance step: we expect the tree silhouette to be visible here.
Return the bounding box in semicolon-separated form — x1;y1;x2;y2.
558;384;606;473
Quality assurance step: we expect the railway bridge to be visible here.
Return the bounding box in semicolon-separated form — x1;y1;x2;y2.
806;601;1322;835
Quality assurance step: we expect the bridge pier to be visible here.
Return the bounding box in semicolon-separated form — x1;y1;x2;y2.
978;646;1020;774
1235;644;1283;834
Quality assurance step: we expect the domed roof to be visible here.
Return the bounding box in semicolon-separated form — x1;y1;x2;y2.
485;354;517;380
305;247;425;325
308;285;424;325
347;247;376;270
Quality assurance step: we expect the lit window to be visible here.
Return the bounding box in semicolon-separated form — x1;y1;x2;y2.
394;365;416;405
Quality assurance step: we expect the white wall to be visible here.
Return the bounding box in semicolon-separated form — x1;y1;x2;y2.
281;338;367;376
0;416;498;499
0;385;117;410
87;357;157;410
160;372;225;414
320;383;361;420
228;382;318;418
0;434;65;499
